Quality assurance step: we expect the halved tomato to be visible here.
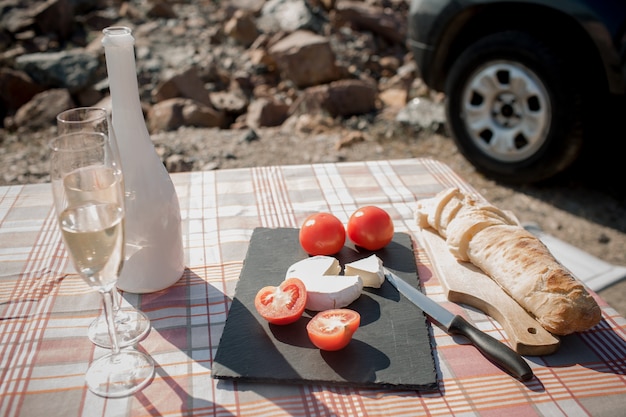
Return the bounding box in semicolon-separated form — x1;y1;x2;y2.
254;278;307;325
306;309;361;351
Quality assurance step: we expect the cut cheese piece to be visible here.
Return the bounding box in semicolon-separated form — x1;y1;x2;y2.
296;274;363;311
344;254;385;288
285;255;362;311
285;255;341;279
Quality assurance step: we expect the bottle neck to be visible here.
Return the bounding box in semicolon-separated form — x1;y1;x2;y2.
103;32;144;122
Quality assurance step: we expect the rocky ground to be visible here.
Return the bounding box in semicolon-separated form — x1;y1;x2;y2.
1;0;625;316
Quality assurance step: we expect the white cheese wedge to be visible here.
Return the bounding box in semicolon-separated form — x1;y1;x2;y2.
285;255;341;279
285;255;362;311
296;274;363;311
344;254;385;288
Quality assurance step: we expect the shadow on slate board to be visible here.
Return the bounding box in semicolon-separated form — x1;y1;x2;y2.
212;227;439;391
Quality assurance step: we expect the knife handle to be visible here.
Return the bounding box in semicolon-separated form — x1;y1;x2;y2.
448;315;534;381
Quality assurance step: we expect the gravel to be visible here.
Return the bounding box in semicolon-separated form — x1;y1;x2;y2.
4;116;625;315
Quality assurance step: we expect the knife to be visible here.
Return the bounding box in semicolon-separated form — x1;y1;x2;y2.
384;269;534;381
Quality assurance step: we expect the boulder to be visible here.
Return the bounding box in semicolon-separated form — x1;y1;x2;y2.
246;98;289;128
224;9;259;47
15;50;99;92
269;30;341;88
9;88;74;129
147;98;226;132
31;0;75;40
291;79;378;117
153;66;212;107
333;1;406;44
0;68;46;113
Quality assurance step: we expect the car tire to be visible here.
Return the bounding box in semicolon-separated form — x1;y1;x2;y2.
444;31;584;183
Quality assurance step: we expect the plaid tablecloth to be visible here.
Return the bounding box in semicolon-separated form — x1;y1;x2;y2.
1;158;625;416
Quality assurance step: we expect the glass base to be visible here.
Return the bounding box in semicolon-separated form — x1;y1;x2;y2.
86;349;154;398
88;308;151;348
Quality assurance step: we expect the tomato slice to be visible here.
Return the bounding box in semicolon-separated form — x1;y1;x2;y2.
306;309;361;351
347;206;394;251
254;278;307;325
299;212;346;255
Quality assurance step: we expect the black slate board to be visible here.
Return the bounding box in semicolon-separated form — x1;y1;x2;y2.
212;227;438;391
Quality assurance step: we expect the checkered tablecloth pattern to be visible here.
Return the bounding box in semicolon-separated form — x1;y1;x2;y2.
1;158;625;416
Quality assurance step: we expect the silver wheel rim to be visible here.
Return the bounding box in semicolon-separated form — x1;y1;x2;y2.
460;61;551;162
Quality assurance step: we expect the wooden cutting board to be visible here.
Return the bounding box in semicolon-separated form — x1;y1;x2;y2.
418;228;560;356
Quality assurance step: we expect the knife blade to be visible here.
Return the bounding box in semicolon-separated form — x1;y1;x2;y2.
384;269;533;381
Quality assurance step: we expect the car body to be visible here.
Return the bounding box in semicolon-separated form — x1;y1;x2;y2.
407;0;626;183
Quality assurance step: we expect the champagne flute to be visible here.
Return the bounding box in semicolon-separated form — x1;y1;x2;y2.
50;131;154;397
57;107;150;348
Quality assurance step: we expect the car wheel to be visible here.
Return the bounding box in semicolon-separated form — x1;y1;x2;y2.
445;31;583;183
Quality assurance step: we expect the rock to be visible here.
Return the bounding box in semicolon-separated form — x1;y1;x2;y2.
119;1;143;20
224;9;259;47
326;79;378;116
246;97;289;128
31;0;75;40
1;0;416;135
71;0;102;15
313;0;336;10
239;128;260;143
247;47;276;70
335;130;366;150
396;97;446;133
284;113;337;134
269;30;341;88
74;85;105;107
153;66;212;107
229;0;266;13
379;88;408;109
81;9;119;31
333;0;406;44
147;98;225;132
258;0;324;33
146;1;177;19
0;68;46;114
182;100;226;129
1;5;35;35
164;153;194;173
379;61;416;92
15;50;99;92
9;88;74;129
210;88;249;115
291;79;377;117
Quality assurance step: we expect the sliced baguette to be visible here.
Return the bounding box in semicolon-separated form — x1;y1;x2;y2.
416;187;601;335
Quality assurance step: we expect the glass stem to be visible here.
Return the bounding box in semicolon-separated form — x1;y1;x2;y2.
112;288;122;316
111;288;132;324
102;289;121;354
113;288;120;309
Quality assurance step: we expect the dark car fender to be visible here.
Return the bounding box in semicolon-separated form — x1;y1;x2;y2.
408;0;626;94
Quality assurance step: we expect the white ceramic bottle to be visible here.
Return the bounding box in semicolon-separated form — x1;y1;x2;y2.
102;26;184;293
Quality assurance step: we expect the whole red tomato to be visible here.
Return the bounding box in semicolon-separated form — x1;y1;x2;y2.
299;212;346;255
254;278;307;325
347;206;394;250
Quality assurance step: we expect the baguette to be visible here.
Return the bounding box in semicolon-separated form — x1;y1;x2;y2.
416;187;601;335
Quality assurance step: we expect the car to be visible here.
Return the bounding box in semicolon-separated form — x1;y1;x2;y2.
407;0;626;183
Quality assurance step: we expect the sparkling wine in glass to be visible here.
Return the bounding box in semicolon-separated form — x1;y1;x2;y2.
50;131;154;397
56;107;150;348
